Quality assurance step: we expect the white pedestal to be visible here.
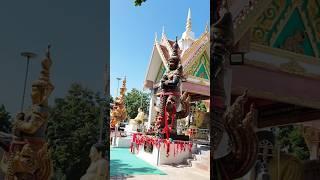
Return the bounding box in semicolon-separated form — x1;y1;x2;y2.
133;142;193;166
111;136;132;148
125;124;138;132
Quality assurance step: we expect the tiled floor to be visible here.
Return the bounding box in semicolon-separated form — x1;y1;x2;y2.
110;165;210;180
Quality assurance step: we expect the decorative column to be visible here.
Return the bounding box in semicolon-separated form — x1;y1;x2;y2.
147;89;156;130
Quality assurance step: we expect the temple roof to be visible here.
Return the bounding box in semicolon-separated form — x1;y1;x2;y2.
143;8;210;100
144;30;209;88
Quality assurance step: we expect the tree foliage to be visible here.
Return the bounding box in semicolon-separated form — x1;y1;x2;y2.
196;101;207;112
0;105;11;133
124;88;150;120
134;0;147;6
277;125;309;160
47;83;106;180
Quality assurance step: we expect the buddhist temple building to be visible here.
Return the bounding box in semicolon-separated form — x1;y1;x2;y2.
214;0;320;179
144;9;210;129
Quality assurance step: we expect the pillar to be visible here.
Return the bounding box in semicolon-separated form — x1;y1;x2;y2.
147;89;156;130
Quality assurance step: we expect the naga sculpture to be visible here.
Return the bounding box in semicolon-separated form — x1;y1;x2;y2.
110;77;127;129
212;1;258;179
213;91;258;180
155;38;190;139
0;46;54;180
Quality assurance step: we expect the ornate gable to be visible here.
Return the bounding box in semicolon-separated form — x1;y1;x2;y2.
185;50;210;80
251;0;320;57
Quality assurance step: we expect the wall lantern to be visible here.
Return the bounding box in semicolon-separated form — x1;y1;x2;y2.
229;52;245;65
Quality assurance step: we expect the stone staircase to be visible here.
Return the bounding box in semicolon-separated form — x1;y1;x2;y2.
187;145;210;172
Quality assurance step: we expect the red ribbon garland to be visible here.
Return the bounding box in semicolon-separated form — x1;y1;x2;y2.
160;92;179;139
130;134;193;157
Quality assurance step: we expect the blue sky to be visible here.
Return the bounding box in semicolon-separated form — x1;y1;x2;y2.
0;0;107;114
110;0;210;97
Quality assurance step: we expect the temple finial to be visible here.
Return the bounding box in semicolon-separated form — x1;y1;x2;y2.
186;8;192;31
162;26;165;36
205;21;209;32
46;44;51;58
123;76;127;88
172;36;179;56
154;32;158;42
187;8;191;20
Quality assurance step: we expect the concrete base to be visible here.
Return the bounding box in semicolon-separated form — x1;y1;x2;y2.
132;142;193;166
111;136;132;148
125;124;138;132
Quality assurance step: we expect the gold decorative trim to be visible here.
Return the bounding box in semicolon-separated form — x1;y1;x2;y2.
233;0;273;44
265;2;318;57
270;3;295;45
298;6;319;57
182;31;209;66
251;43;320;65
184;44;210;74
279;60;306;76
187;75;210;84
232;86;320;109
193;54;210;79
306;0;320;42
245;59;320;80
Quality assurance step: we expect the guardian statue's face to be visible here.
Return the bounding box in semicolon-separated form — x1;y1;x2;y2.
168;57;179;70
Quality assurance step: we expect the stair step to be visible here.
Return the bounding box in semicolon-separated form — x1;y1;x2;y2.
193;161;210;171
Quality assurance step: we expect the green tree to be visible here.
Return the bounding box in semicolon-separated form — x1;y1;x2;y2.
110;95;114;104
277;125;309;160
47;83;105;180
0;105;11;133
196;101;207;112
125;88;150;120
134;0;147;6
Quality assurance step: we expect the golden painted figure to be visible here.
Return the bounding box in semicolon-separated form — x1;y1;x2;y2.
110;77;127;128
80;143;107;180
0;46;54;180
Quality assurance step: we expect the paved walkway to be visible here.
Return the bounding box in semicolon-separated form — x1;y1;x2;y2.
110;148;165;176
110;164;210;180
110;147;210;180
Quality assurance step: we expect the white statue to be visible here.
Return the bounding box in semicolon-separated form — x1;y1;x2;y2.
126;108;145;132
80;143;107;180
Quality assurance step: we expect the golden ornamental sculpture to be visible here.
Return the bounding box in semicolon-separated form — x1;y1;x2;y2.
0;45;54;180
110;77;127;128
